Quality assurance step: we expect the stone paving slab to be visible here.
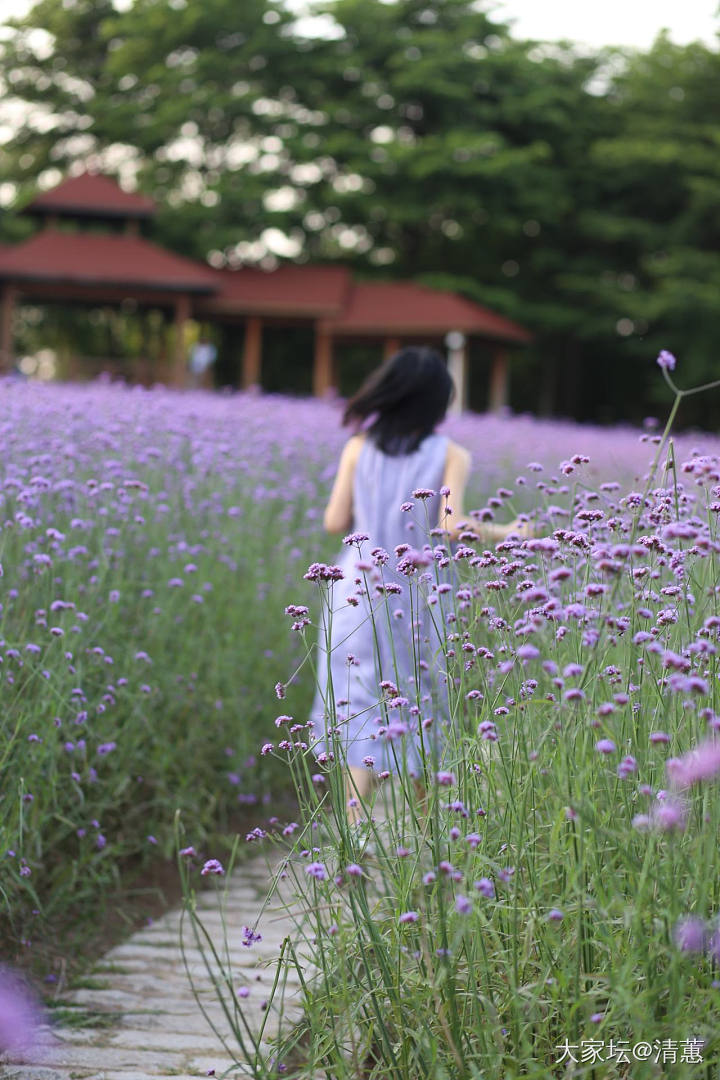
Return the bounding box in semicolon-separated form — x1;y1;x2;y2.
0;855;308;1080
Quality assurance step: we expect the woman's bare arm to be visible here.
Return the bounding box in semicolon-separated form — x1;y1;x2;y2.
438;440;472;541
323;435;364;534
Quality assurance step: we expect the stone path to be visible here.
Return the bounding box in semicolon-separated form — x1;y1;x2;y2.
1;855;308;1080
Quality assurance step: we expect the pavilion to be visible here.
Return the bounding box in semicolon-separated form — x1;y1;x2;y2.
0;173;531;409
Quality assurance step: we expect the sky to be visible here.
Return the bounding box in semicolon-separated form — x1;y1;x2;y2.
492;0;718;50
0;0;718;50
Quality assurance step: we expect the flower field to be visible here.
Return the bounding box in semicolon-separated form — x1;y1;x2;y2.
178;366;720;1077
4;369;720;1076
1;379;343;966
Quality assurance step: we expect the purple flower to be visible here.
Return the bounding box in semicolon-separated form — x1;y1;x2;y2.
474;878;495;899
547;908;564;921
399;910;419;924
201;859;225;876
305;861;327;881
673;916;707;953
657;350;677;371
180;846;197;858
346;863;363;877
652;796;688;833
455;894;472;915
595;739;616;755
304;562;344;583
0;967;42;1058
666;740;720;789
563;663;583;678
564;688;585;703
617;755;637;778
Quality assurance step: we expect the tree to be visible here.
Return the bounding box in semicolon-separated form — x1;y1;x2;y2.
0;0;305;258
573;34;720;421
245;0;633;417
1;0;719;425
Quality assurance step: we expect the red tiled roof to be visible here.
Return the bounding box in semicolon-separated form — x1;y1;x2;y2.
24;173;156;219
194;264;352;318
323;281;531;344
0;230;216;292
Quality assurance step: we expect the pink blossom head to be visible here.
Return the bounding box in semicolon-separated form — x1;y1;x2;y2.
666;740;720;789
0;967;43;1060
673;916;707;953
651;796;687;833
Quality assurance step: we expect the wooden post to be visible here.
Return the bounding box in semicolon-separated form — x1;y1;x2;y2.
241;316;263;389
446;331;467;415
0;285;16;373
383;336;401;363
172;294;190;388
313;326;334;397
489;346;509;413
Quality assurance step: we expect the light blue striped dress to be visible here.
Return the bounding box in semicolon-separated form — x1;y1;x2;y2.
311;432;451;773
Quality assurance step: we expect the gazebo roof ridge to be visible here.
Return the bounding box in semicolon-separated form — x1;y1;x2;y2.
195;261;353;319
23;172;156;220
321;278;532;345
0;228;216;292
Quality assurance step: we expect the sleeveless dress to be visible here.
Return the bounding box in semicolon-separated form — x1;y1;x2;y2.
310;432;450;774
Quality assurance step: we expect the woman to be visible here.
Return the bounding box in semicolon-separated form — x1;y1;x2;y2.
311;346;524;820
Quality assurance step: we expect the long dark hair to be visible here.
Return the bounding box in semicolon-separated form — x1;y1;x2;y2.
343;346;454;455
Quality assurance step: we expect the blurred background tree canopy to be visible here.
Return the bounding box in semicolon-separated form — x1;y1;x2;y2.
1;0;719;426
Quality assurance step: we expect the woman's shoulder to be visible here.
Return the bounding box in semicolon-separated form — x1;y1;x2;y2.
338;433;366;460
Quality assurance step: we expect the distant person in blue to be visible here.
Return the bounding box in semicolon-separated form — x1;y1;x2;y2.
188;336;217;389
311;346;528;821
